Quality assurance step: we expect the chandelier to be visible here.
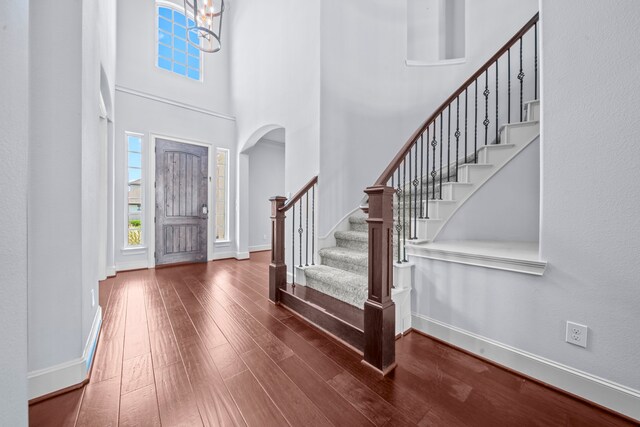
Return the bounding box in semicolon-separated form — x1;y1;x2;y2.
184;0;225;53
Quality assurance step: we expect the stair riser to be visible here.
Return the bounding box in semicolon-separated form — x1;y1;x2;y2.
441;184;473;201
305;277;368;309
478;146;516;165
349;221;368;233
416;219;443;240
500;122;540;145
423;200;456;219
457;165;494;183
336;236;368;252
525;101;540;121
321;256;368;275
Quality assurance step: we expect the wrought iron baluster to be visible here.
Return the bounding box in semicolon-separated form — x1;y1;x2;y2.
298;200;303;267
465;88;468;163
425;127;430;219
413;142;418;239
508;48;511;124
311;185;315;265
292;204;295;284
439;114;443;199
431;122;437;201
519;37;524;121
534;23;538;100
305;192;309;266
396;169;402;264
408;148;412;241
474;80;478;163
484;70;490;146
402;158;407;261
447;105;451;182
419;134;424;218
495;60;499;143
455;97;460;181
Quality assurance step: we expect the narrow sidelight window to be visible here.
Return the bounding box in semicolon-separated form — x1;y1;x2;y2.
215;148;229;241
126;133;144;247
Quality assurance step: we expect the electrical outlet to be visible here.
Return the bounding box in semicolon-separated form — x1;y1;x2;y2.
566;321;588;348
91;289;96;308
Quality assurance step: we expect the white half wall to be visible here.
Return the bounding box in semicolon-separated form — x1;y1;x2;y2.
0;0;29;423
248;140;285;250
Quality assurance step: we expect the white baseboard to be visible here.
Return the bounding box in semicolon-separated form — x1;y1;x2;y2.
411;313;640;421
28;306;103;400
212;251;250;261
249;244;270;253
106;266;116;277
116;260;148;272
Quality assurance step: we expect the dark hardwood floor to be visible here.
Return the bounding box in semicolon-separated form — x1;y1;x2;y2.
29;251;636;426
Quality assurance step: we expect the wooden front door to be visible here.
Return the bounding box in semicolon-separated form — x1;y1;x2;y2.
155;139;208;266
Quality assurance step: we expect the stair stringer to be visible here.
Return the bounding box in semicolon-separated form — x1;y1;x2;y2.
418;122;540;242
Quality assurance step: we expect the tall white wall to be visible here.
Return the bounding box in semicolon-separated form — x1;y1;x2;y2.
229;0;320;193
0;1;29;424
115;0;236;267
248;141;285;250
319;0;538;234
411;1;640;418
28;0;117;398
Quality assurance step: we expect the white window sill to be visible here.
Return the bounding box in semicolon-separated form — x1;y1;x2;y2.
121;246;147;255
406;57;466;67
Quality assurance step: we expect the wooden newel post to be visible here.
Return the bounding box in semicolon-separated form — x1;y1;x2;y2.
363;185;397;375
269;196;288;303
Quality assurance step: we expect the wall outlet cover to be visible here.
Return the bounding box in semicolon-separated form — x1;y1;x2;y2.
566;321;588;348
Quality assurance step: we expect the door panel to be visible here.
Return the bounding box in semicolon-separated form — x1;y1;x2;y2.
155;139;208;265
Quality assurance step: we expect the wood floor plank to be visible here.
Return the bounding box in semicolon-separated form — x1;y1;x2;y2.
75;377;120;427
29;387;84;427
278;355;374;427
241;348;332;427
155;362;203;427
225;370;290;427
119;384;161;427
209;342;248;380
123;284;151;360
121;353;154;395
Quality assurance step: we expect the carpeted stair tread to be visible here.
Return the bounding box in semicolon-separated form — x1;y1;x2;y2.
319;246;368;275
334;230;368;251
304;265;368;309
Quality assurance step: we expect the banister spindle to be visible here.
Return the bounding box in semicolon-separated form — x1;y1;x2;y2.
508;48;511;124
519;36;524;121
408;148;412;241
419;134;424;218
455;97;460;181
474;80;478;163
413;142;418;239
464;88;468;163
298;200;303;267
425;127;430;219
534;23;538;100
431;122;437;201
305;192;309;266
439;114;443;198
495;60;499;143
311;185;315;265
402;158;407;262
396;169;402;264
447;105;451;182
292;203;295;284
484;70;490;146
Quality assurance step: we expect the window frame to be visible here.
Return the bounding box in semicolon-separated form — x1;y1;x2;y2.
215;147;230;243
124;132;146;249
155;2;204;82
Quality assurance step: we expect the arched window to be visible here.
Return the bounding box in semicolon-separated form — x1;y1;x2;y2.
157;5;202;80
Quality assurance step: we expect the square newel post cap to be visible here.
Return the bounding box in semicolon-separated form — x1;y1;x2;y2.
269;196;288;202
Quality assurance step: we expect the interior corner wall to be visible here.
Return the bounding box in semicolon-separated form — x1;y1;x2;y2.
0;1;29;424
229;0;320;195
248;141;285;250
318;0;538;235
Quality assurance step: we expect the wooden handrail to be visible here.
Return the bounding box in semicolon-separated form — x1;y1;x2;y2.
280;175;318;212
374;12;539;186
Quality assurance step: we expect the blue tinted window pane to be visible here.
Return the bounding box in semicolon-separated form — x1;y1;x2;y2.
159;7;172;19
188;18;195;27
129;152;142;168
188;55;199;69
173;11;186;26
188;29;199;44
128;168;141;182
188;44;199;56
174;50;187;65
158;44;172;60
174;24;187;40
128;137;141;152
158;57;171;70
174;38;186;52
173;63;187;75
158;17;172;32
187;68;200;80
158;30;172;47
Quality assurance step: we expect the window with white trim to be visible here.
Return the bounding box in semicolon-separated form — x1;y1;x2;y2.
157;5;202;80
126;134;144;247
215;148;229;241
